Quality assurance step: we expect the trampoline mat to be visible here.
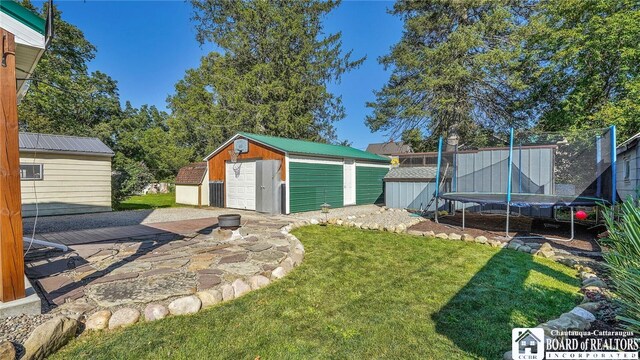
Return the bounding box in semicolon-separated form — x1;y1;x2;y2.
439;192;607;207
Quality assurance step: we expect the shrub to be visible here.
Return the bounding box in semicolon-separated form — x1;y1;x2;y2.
601;198;640;333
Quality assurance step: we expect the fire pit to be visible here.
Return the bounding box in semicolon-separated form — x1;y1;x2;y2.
218;214;242;229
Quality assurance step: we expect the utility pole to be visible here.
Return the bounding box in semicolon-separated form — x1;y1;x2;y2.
0;28;26;302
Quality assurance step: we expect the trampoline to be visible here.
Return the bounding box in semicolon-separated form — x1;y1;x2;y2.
430;126;617;241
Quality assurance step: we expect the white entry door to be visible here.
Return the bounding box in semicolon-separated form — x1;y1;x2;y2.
225;161;256;210
343;159;356;206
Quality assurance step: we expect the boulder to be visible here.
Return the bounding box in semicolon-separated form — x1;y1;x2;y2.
407;230;424;236
281;257;295;272
423;230;435;237
539;242;553;252
580;272;598;281
271;267;287;279
474;236;487;244
221;284;235;301
85;310;112;330
369;223;379;230
461;234;474;242
0;341;16;360
510;239;524;245
526;242;542;249
518;245;532;253
507;242;521;250
309;219;319;225
385;226;396;233
232;279;251;298
168;296;202;316
108;308;140;329
582;277;607;288
570;307;596;322
23;316;78;360
395;224;407;233
336;219;343;226
448;233;462;240
435;233;449;239
535;249;555;258
144;304;169;321
577;302;599;313
197;289;223;308
248;275;270;290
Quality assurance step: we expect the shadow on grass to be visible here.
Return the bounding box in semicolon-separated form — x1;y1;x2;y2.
432;247;580;358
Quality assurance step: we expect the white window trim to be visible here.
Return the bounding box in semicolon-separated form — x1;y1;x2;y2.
20;163;43;181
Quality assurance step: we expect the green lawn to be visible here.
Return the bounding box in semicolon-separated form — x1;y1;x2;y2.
115;192;179;211
54;226;580;359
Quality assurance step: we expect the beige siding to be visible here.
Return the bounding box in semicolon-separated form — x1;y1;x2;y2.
176;167;209;206
20;151;112;217
176;185;200;206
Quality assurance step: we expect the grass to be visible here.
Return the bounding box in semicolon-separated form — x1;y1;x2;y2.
115;192;179;211
53;226;580;359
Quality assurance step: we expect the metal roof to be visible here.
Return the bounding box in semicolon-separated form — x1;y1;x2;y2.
384;167;438;181
19;133;114;156
236;132;390;163
0;1;45;35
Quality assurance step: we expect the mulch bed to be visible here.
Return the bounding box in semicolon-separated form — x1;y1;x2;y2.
409;212;605;254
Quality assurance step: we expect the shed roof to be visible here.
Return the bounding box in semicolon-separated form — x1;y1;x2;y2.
175;162;207;185
618;132;640;154
384;167;438;181
366;141;412;155
206;132;390;163
19;133;114;156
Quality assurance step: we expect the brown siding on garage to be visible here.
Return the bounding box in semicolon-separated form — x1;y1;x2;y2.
208;137;286;181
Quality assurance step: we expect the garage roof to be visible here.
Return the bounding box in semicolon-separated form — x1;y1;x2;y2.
206;132;389;163
175;162;207;185
19;133;114;156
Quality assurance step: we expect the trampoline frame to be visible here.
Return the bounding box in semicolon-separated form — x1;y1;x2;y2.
432;125;617;241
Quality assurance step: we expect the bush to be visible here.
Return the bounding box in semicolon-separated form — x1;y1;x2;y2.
601;198;640;333
112;154;153;206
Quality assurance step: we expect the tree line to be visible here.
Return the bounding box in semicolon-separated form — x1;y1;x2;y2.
17;0;639;203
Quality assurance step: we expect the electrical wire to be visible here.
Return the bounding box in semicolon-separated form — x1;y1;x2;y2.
24;133;40;255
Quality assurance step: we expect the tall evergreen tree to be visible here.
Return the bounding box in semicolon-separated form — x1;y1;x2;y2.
366;1;529;146
168;0;364;157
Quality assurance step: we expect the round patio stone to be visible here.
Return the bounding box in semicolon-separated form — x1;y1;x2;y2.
144;304;168;321
108;308;140;329
168;295;202;315
197;289;223;308
221;284;235;302
248;275;270;290
85;310;111;330
232;279;251;298
271;267;286;279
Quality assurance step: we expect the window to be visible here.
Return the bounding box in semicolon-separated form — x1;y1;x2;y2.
20;164;43;180
521;341;526;346
624;158;631;182
530;340;536;346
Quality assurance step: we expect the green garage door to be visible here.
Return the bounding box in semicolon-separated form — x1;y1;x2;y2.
289;162;343;213
356;166;388;205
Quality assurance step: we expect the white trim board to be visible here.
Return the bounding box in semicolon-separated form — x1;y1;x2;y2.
0;13;45;49
288;155;344;166
355;162;391;169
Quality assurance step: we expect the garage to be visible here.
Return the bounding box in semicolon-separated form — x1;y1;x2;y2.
204;132;390;214
225;161;256;210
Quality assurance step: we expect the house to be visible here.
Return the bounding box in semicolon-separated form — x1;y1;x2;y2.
175;162;209;206
617;132;640;202
19;133;114;217
366;141;412;156
204;132;390;214
515;329;541;355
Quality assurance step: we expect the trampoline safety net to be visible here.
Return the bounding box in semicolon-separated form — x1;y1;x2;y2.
439;127;614;208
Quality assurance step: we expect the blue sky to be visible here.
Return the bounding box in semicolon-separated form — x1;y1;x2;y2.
40;1;403;150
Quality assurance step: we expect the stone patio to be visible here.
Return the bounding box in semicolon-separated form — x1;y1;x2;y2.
24;216;295;315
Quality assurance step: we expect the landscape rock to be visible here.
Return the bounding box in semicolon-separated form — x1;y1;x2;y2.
0;341;15;360
271;267;287;279
85;310;111;330
23;316;78;360
197;289;223;308
423;230;435;237
539;242;553;252
518;245;532;253
309;219;319;225
108;308;140;329
570;307;596;322
435;233;449;239
395;224;406;233
536;249;555;258
503;351;512;360
580;272;598;281
221;284;235;301
510;239;524;245
232;279;251;298
168;295;202;315
474;236;487;244
448;233;462;240
290;249;304;266
578;302;601;313
407;230;424;236
336;219;343;226
507;242;521;251
582;277;607;288
461;234;474;241
248;275;270;290
144;304;169;321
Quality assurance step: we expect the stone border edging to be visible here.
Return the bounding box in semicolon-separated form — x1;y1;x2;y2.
13;222;307;360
